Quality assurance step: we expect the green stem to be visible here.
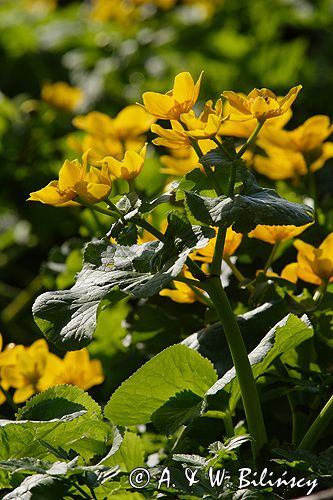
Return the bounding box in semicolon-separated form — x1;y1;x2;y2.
274;358;304;446
303;154;318;223
313;280;328;303
1;275;43;323
77;198;118;217
205;277;267;457
89;208;104;236
237;120;265;158
223;412;234;437
263;242;280;274
211;226;227;277
128;179;136;192
298;393;333;450
224;256;255;293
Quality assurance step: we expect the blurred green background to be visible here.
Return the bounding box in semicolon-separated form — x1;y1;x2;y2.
1;0;333;402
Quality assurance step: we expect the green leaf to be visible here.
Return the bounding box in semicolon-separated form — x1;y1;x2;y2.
0;386;110;462
33;224;213;349
104;344;217;427
183;300;290;377
101;431;144;472
152;390;204;435
207;314;314;412
2;474;70;500
184;187;314;233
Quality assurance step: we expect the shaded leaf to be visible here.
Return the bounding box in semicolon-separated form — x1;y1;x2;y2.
207;314;313;412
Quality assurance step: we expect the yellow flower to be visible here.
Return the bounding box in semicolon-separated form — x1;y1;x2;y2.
159;139;217;175
99;144;146;181
222;85;302;121
142;71;203;120
180;99;224;140
151;120;191;149
50;349;104;390
72;106;153;162
261;115;333;153
266;262;299;284
0;335;18;406
159;270;198;303
195;226;243;263
248;223;312;245
28;151;112;206
253;142;333;180
219;99;292;139
41;82;83;112
294;234;333;285
1;340;62;403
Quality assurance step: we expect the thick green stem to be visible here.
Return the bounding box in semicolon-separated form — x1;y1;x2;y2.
298;393;333;450
237;120;265;158
205;277;267;457
211;227;227;277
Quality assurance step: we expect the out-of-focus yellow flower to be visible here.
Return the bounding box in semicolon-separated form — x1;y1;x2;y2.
0;335;18;406
294;234;333;285
253;142;333;180
50;349;104;390
28;151;112;206
195;226;242;263
1;340;62;403
159;270;198;303
99;144;146;181
248;223;312;245
90;0;137;23
24;0;57;13
261;115;333;153
72;107;153;162
41;82;83;112
159;139;216;175
222;86;302;121
142;71;203;120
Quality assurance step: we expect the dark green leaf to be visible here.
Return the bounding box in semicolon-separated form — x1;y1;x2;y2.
184;187;314;233
33;225;213;349
207;314;314;412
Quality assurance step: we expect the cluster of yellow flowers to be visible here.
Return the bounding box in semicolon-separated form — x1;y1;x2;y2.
0;337;104;404
31;70;333;304
90;0;222;23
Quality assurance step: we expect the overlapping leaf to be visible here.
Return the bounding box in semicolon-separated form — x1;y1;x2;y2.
33;219;214;349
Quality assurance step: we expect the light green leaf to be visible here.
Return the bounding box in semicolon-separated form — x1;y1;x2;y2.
102;431;144;472
0;386;110;462
2;474;70;500
33;223;213;350
207;314;313;412
104;344;217;427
